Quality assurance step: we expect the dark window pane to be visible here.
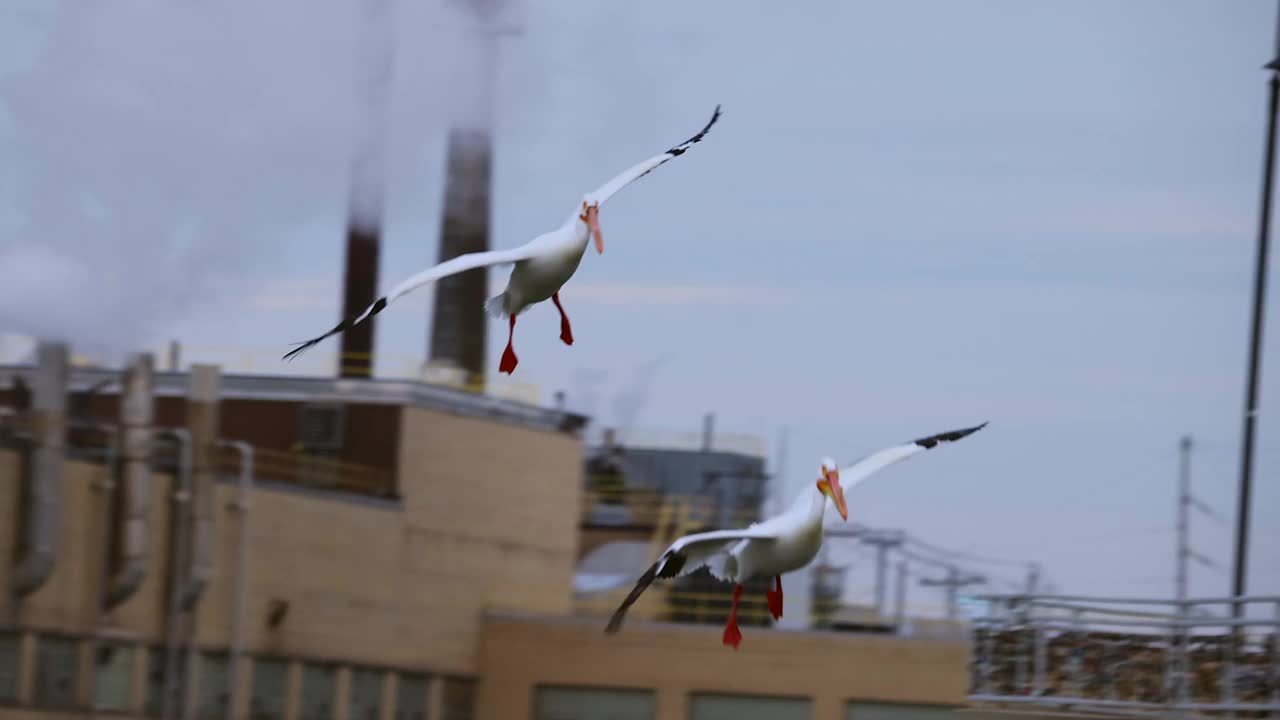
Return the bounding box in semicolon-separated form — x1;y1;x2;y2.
534;686;654;720
147;647;187;717
93;643;134;711
34;635;79;708
690;693;810;720
198;652;230;720
348;668;383;720
440;677;476;720
0;631;19;702
299;663;336;720
250;658;288;720
395;673;429;720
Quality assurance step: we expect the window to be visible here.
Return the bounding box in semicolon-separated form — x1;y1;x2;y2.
93;643;134;711
534;686;654;720
198;652;230;720
250;658;288;720
689;693;810;720
34;635;78;707
146;647;164;716
845;702;959;719
147;646;188;717
395;673;429;720
439;677;476;720
349;668;384;720
297;404;345;487
299;663;336;720
0;631;19;702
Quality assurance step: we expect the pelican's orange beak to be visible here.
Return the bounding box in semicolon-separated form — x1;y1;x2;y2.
820;468;849;521
586;204;603;254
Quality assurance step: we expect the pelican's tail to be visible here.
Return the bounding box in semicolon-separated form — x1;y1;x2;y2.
483;293;508;319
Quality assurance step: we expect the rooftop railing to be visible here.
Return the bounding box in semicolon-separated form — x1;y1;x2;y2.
579;485;760;530
592;426;768;458
968;592;1280;717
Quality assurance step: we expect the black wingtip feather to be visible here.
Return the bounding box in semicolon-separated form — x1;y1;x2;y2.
665;104;723;156
281;326;342;362
604;559;663;635
913;422;988;449
279;296;391;363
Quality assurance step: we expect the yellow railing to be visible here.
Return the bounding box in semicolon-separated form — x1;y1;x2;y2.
580;486;760;529
605;427;768;457
574;589;845;627
1;416;395;498
221;446;394;497
138;441;396;497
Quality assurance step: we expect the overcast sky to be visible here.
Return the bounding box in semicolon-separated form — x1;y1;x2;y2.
1;0;1278;615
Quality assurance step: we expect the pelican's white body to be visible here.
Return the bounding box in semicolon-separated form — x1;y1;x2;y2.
485;214;590;317
702;489;829;583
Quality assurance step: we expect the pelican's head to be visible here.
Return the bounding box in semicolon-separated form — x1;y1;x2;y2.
579;198;603;254
816;457;848;521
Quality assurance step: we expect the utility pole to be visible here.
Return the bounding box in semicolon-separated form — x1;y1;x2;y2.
1170;436;1194;714
1177;435;1191;609
1234;7;1280;619
861;529;905;616
1175;434;1219;602
1025;563;1040;596
920;566;986;621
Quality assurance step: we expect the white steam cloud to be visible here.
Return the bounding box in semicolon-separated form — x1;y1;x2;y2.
0;0;508;360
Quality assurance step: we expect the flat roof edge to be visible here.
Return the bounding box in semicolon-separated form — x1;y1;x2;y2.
0;365;590;435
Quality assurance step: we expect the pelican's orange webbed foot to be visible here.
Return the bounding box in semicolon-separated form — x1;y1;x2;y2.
767;575;783;620
499;314;519;374
722;584;744;649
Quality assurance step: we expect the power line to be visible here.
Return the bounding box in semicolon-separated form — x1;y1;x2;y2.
919;567;987;620
901;532;1034;570
826;522;1049;616
896;545;955;572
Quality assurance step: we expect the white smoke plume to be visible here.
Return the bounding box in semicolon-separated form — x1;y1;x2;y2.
0;0;508;361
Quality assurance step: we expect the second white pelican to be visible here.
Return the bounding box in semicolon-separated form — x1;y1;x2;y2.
604;422;987;648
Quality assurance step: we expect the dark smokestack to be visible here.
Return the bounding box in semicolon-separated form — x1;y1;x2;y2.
428;129;492;382
339;224;380;378
340;0;395;379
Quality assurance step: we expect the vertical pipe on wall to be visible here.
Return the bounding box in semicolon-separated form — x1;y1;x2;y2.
12;341;69;597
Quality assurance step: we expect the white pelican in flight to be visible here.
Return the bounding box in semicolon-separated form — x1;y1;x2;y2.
282;105;723;374
603;422;987;648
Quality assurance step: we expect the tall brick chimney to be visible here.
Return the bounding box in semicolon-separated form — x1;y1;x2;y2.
427;129;492;382
426;0;506;388
339;223;381;379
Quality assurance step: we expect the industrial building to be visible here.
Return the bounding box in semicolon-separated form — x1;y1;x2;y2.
0;343;992;720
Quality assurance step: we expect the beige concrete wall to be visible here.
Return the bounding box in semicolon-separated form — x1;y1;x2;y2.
387;406;583;670
1;453;118;632
476;614;972;720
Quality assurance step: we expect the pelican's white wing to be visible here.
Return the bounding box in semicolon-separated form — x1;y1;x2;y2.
584;105;722;208
840;422;988;491
604;525;777;633
283;243;544;361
